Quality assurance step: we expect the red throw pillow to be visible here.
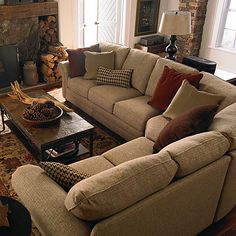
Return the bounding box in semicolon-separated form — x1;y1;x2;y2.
67;44;100;78
153;105;218;153
148;66;203;110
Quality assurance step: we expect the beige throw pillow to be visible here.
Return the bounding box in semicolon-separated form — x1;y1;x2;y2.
84;51;115;79
163;80;224;119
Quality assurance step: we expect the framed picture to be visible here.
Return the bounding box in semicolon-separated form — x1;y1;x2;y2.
135;0;160;36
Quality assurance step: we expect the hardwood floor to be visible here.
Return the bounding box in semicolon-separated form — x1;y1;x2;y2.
199;206;236;235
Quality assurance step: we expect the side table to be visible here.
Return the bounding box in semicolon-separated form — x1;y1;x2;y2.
0;196;32;236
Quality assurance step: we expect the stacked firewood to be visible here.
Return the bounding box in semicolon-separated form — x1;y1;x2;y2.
40;45;67;83
39;16;67;83
39;15;58;52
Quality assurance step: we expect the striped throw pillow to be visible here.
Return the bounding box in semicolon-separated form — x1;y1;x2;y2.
96;66;133;88
39;162;89;191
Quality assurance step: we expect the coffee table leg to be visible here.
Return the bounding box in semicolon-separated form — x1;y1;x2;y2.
89;130;94;156
0;107;6;132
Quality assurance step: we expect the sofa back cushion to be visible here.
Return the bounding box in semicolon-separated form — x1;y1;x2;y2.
209;103;236;151
199;72;236;111
145;58;198;96
145;115;170;142
159;131;230;177
99;42;130;69
122;49;159;94
65;152;177;221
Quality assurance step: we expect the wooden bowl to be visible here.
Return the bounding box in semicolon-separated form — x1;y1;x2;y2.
22;106;63;127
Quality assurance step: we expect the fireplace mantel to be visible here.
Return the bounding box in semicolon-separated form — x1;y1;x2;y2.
0;2;58;21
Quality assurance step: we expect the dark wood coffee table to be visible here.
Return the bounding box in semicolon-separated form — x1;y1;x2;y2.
0;90;94;163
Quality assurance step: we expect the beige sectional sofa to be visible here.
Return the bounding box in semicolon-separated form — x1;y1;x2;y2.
11;42;236;236
58;42;236;141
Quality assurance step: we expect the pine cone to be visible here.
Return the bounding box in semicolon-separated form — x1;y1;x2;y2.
41;108;51;117
23;101;60;121
49;107;59;118
32;103;44;111
44;101;55;108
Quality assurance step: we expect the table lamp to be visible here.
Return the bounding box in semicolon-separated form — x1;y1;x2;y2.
159;11;191;61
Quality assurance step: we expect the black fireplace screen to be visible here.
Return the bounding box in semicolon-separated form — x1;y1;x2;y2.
0;44;19;88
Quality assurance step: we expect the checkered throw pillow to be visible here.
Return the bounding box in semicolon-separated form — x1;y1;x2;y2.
96;66;133;88
39;162;89;191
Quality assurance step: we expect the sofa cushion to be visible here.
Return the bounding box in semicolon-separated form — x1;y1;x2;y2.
154;105;219;153
113;96;161;132
145;57;198;96
67;76;97;98
159;131;230;177
39;162;89;191
122;49;159;94
148;66;203;111
145;115;170;142
163;80;224;119
84;51;115;79
70;155;114;176
96;66;132;88
88;85;141;113
65;152;177;221
199;72;236;111
103;137;154;165
67;44;100;77
209;103;236;151
99;42;130;69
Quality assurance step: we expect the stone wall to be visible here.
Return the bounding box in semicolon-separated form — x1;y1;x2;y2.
0;2;58;64
178;0;209;57
0;18;39;63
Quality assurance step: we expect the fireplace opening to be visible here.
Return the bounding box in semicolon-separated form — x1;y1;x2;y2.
0;44;19;88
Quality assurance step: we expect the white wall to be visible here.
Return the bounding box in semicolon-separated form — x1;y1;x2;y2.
56;0;78;48
56;0;179;49
199;0;236;74
167;0;179;10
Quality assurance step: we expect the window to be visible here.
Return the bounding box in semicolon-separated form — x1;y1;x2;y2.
217;0;236;49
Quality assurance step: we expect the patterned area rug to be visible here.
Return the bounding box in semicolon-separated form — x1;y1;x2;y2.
0;88;121;235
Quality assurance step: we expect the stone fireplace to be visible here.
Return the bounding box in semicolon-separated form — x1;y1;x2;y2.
0;2;62;88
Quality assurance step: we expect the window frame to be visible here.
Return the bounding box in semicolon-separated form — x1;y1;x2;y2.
216;0;236;49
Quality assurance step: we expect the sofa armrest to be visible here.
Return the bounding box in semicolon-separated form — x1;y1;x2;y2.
58;61;70;98
11;164;92;236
